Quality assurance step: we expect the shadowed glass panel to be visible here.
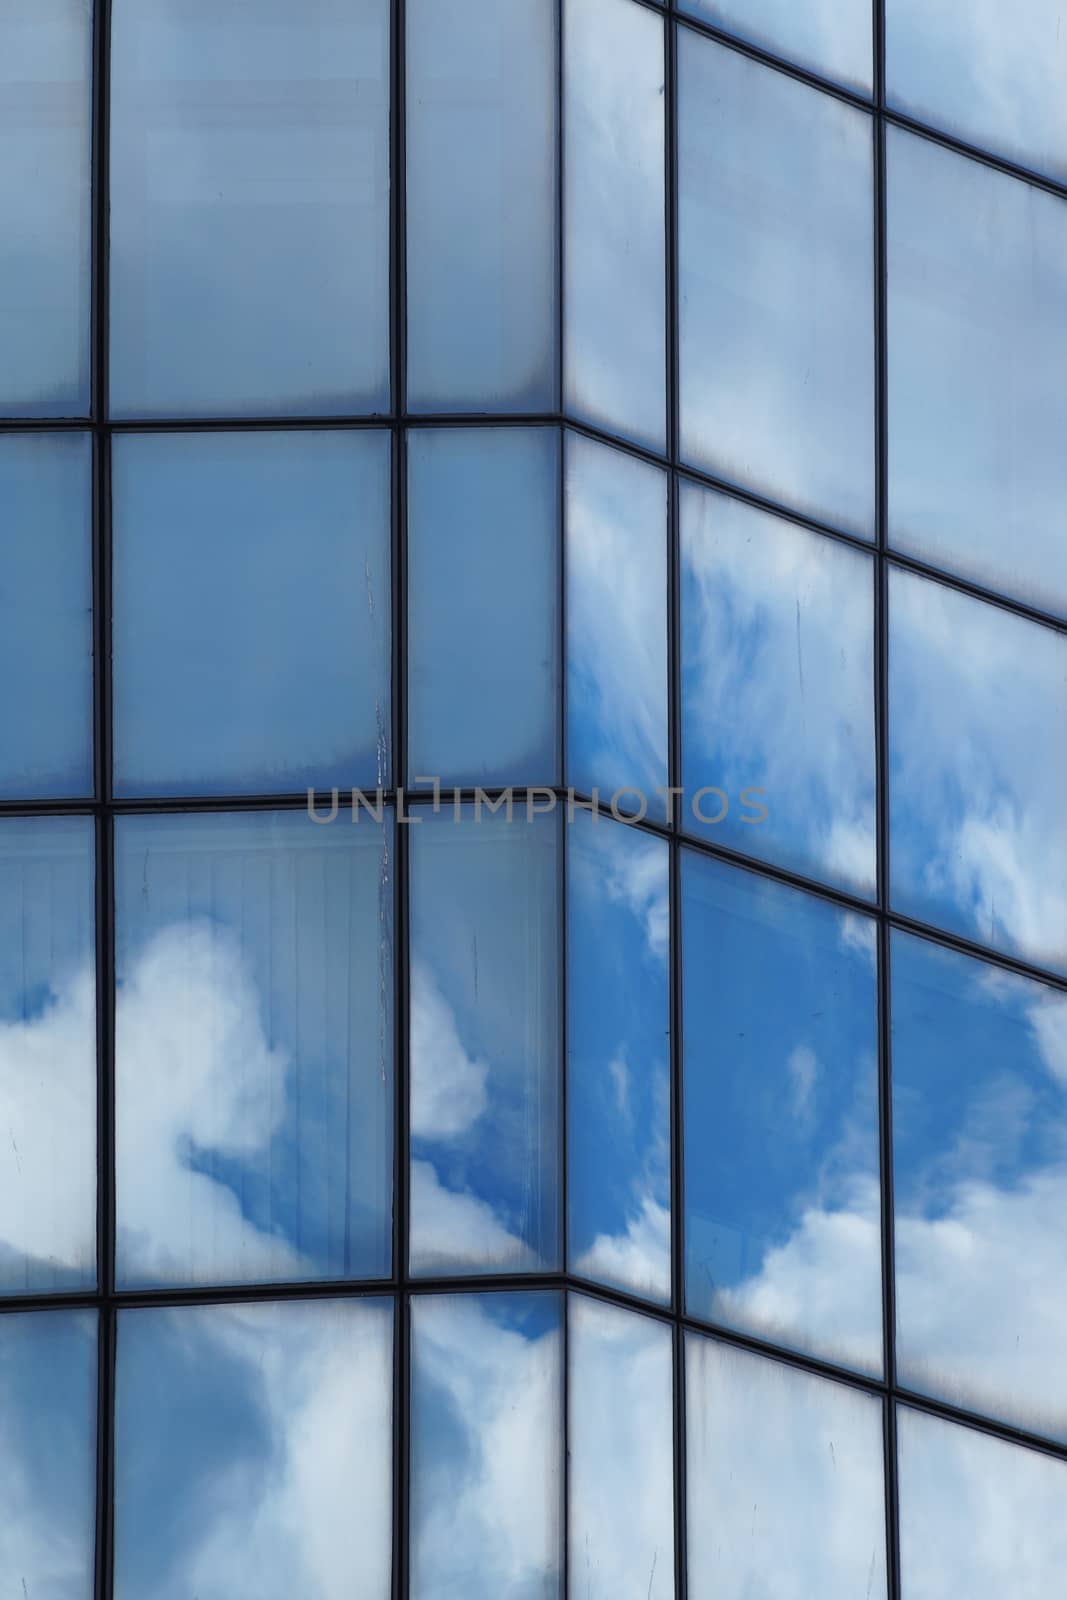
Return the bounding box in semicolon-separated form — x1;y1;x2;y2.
679;0;872;93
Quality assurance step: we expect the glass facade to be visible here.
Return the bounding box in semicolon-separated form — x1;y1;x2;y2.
2;1;1066;1595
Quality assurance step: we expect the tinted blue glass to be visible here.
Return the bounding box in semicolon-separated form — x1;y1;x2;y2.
683;852;882;1374
406;0;558;412
114;1298;393;1599
681;479;876;896
888;129;1067;619
112;430;390;798
0;432;92;798
680;0;872;92
564;0;666;452
109;0;389;418
567;814;670;1304
893;931;1067;1441
678;30;874;537
566;433;669;822
408;428;559;789
409;809;560;1275
687;1334;888;1600
411;1291;562;1600
0;1309;97;1598
889;567;1067;976
114;810;393;1288
0;0;91;416
0;817;95;1295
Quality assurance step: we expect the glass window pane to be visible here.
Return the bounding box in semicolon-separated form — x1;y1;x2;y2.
888;130;1067;619
567;815;670;1303
406;0;558;412
564;0;666;451
113;430;390;798
678;31;874;537
411;1291;562;1600
889;568;1067;975
409;809;560;1276
898;1406;1067;1599
408;428;559;789
0;1309;97;1598
566;433;668;821
0;0;91;417
569;1295;674;1599
109;0;389;418
681;479;876;896
887;0;1067;183
893;930;1067;1441
683;852;882;1374
0;433;92;799
687;1334;888;1600
114;1298;392;1599
0;818;95;1295
114;810;393;1288
679;0;872;93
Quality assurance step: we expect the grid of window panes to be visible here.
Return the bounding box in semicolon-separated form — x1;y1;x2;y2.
3;0;1067;1595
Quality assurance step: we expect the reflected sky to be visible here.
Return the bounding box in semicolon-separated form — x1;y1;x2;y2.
411;1291;561;1600
678;31;874;537
893;930;1067;1441
567;815;670;1304
0;1309;96;1599
687;1334;888;1600
0;818;95;1295
889;567;1067;976
112;430;391;798
569;1295;674;1600
681;479;876;896
409;810;560;1276
0;0;91;416
0;432;93;799
898;1406;1067;1599
109;0;389;418
683;852;882;1375
406;0;557;412
564;0;666;452
114;1297;392;1600
679;0;872;93
888;129;1067;619
114;811;393;1288
566;432;669;821
408;428;559;789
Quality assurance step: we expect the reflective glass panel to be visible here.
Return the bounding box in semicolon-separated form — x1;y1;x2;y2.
411;1291;562;1600
0;433;92;798
569;1294;674;1600
681;480;876;896
678;31;874;537
0;1309;97;1598
683;852;882;1375
889;568;1067;975
112;430;390;798
564;0;666;451
687;1334;888;1600
680;0;872;93
406;0;558;412
888;129;1067;619
898;1405;1067;1599
408;428;559;789
0;0;91;416
566;433;668;821
109;0;389;418
409;809;560;1274
114;1298;392;1599
893;930;1067;1441
568;815;670;1302
887;0;1067;184
0;818;95;1295
114;810;393;1288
